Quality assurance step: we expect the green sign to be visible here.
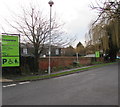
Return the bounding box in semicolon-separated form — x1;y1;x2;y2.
2;57;19;67
2;34;20;67
95;51;100;58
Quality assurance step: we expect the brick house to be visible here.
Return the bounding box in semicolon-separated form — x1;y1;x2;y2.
20;43;62;57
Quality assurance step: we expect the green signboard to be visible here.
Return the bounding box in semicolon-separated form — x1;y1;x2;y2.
2;34;20;67
95;51;100;58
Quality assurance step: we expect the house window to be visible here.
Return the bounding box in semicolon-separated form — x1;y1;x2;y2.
55;49;59;55
23;48;27;54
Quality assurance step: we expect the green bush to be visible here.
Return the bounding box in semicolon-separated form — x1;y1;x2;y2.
20;64;31;75
73;61;80;66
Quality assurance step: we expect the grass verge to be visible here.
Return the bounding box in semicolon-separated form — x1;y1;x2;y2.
14;62;117;82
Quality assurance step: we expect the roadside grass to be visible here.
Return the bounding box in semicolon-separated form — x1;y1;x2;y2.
15;62;116;82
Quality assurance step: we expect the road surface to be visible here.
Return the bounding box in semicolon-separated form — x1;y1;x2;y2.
2;63;118;105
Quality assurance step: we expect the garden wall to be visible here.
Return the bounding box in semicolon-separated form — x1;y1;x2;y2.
2;56;104;75
39;57;104;72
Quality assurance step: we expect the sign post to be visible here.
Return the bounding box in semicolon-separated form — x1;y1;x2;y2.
1;34;20;67
95;51;100;58
94;51;100;62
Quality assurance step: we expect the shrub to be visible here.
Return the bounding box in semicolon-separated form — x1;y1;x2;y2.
73;61;80;66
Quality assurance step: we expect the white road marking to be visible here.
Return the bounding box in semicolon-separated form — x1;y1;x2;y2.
19;81;30;85
3;81;30;88
3;84;16;88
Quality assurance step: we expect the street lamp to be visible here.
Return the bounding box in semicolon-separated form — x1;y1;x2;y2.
76;53;79;63
48;0;54;75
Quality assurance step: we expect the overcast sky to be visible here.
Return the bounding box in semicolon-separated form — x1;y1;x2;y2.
0;0;99;47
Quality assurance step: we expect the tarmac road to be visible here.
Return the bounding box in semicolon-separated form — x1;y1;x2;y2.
2;63;118;105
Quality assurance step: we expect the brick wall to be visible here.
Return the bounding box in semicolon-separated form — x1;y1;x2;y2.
39;57;93;71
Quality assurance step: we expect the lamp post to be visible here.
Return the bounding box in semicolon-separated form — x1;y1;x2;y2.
48;0;54;75
76;53;79;63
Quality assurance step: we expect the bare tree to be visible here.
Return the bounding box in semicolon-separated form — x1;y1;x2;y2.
6;6;67;72
90;0;120;25
88;0;120;61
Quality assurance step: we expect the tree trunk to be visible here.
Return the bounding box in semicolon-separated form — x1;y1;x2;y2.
33;46;39;73
34;54;39;73
108;46;118;62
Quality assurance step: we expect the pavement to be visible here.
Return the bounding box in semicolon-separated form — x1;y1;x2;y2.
0;77;13;83
0;63;116;83
0;65;95;83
